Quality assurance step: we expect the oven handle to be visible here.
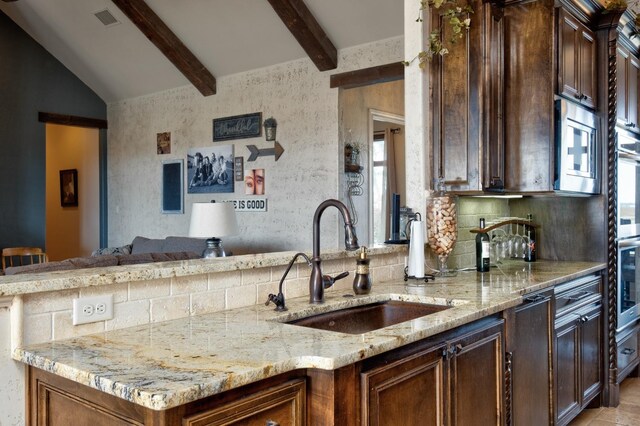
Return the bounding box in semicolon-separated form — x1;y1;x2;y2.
619;238;640;249
618;150;640;162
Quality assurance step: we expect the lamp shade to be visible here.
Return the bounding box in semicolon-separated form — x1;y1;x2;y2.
188;202;238;238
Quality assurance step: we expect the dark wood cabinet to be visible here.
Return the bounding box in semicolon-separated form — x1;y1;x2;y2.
616;44;640;133
361;317;504;426
361;343;446;425
447;320;504;425
27;367;307;426
432;0;504;192
182;379;306;426
511;290;553;425
558;9;597;108
553;276;603;426
617;324;640;383
502;0;556;193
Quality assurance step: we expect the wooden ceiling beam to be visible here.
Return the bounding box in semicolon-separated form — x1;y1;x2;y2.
330;62;405;89
266;0;338;71
111;0;216;96
39;112;108;129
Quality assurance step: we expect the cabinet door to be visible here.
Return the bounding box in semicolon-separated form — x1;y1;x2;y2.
629;56;639;132
580;304;603;405
579;28;597;108
503;0;555;192
558;10;580;102
558;10;596;109
617;46;630;127
555;315;581;425
361;344;446;426
449;320;504;425
432;0;482;191
512;293;553;425
182;379;306;426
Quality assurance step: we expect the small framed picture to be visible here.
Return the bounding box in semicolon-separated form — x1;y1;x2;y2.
60;169;78;207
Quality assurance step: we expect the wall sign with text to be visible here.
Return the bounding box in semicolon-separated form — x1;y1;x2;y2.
213;112;262;141
214;198;267;212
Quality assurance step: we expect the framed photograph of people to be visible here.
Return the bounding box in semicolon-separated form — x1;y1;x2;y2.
244;169;265;195
187;145;235;194
60;169;78;207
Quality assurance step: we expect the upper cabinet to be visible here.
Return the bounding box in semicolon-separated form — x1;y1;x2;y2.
617;43;640;133
432;0;602;194
558;9;597;109
432;0;504;193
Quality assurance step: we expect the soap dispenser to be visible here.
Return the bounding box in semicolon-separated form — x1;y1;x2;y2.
353;247;372;295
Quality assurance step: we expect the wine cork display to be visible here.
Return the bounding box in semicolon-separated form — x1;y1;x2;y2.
426;195;458;257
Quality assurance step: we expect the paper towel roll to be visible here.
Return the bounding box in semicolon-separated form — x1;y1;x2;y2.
408;220;425;278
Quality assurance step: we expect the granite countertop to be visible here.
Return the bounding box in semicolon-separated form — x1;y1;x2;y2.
14;260;605;411
0;245;404;297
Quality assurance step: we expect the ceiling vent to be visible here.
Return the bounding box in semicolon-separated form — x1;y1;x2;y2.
94;9;120;27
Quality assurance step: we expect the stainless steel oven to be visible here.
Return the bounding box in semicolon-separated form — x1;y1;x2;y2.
618;237;640;331
618;130;640;238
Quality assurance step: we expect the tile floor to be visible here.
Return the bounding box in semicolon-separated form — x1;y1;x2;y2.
570;378;640;425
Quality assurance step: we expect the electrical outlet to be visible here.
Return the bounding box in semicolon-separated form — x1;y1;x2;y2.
73;295;113;325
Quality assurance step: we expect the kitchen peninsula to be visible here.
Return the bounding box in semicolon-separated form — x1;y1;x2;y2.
12;253;604;425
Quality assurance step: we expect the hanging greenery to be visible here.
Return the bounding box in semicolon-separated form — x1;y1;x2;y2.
403;0;473;68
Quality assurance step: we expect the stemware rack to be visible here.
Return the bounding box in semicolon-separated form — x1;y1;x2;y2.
469;217;539;234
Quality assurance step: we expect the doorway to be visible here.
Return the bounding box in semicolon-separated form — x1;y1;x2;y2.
369;110;405;245
45;124;100;260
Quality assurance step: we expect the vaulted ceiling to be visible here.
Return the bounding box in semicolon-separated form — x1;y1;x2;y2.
0;0;404;103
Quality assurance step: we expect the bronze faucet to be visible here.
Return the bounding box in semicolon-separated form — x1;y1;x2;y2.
309;199;359;304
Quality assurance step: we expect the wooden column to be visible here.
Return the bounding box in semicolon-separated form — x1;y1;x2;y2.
596;9;624;407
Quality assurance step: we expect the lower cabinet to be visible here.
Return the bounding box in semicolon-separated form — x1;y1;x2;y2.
27;367;307;426
510;290;553;425
554;277;603;426
360;317;505;426
182;379;306;426
617;323;640;383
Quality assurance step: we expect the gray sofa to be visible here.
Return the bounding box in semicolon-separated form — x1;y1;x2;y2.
3;236;207;276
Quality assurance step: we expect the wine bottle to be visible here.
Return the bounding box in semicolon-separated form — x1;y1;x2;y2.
475;218;490;272
524;214;537;262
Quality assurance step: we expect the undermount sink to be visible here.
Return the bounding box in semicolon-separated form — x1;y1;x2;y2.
286;300;451;334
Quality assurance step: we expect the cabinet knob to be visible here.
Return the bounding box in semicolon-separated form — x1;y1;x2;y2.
266;421;280;426
574;93;582;99
621;347;636;356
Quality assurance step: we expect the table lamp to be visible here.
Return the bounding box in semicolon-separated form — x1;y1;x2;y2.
188;202;238;258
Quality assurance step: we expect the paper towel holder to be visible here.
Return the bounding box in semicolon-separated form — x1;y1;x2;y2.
403;213;436;284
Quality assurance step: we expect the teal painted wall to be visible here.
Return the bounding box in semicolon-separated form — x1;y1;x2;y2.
0;11;106;251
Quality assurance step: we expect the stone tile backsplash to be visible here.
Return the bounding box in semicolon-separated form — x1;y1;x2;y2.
445;197;510;270
21;252;405;345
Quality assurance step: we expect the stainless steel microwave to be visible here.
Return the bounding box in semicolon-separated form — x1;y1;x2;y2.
554;99;600;194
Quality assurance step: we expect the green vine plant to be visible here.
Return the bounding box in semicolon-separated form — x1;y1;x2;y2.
403;0;473;68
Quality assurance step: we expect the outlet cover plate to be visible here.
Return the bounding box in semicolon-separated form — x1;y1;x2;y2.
73;295;113;325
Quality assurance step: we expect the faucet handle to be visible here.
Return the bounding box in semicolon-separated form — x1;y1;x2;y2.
265;292;287;311
322;271;349;289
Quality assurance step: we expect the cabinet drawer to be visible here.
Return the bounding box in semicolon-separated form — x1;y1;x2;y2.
618;331;639;378
183;378;306;426
555;276;602;316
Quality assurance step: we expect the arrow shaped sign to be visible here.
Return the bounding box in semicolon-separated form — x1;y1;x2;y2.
246;141;285;162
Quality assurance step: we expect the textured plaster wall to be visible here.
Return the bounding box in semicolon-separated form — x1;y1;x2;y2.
107;37;403;254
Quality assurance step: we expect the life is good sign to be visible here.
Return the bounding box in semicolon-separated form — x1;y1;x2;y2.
217;199;267;212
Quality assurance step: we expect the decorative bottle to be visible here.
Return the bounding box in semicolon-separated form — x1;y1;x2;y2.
353;247;372;295
475;218;490;272
524;214;537;262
